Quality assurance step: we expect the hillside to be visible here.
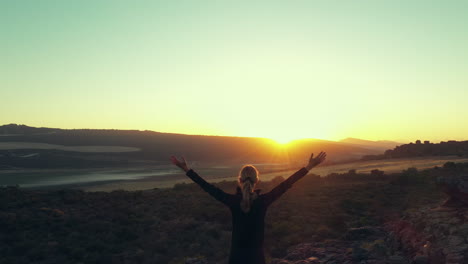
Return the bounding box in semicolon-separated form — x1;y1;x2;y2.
362;140;468;160
0;124;61;135
340;138;401;151
0;124;385;169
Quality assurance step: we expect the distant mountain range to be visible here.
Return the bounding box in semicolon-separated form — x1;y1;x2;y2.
339;137;401;151
0;124;400;169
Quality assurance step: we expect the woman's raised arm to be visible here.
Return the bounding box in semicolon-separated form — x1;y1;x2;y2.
170;156;234;206
263;152;326;206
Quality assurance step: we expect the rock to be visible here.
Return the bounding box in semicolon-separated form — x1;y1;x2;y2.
135;248;144;256
412;255;428;264
446;235;465;247
344;226;384;241
351;247;369;261
387;255;407;264
284;243;316;260
366;239;388;259
387;205;468;264
276;240;356;263
303;256;320;263
274;227;413;264
445;253;464;263
437;173;468;206
185;257;208;264
47;241;58;247
270;259;291;264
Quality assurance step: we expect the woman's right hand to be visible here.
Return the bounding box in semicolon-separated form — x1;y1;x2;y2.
305;152;326;170
170;156;190;172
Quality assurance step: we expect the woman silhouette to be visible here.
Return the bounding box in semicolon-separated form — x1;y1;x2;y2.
170;152;326;264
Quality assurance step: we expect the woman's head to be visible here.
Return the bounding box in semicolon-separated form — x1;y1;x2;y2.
238;165;259;213
238;165;259;186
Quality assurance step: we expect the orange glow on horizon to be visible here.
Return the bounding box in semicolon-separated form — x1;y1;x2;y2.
271;136;295;145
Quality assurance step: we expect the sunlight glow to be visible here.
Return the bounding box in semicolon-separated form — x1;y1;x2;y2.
271;136;295;145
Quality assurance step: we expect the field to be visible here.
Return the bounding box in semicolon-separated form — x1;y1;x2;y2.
2;155;467;192
83;156;468;191
1;160;456;264
0;142;140;152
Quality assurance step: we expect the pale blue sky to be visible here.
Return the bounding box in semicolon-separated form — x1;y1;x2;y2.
1;0;468;142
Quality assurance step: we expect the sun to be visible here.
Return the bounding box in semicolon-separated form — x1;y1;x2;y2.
271;135;296;145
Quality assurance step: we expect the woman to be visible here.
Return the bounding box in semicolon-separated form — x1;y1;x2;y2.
170;152;326;264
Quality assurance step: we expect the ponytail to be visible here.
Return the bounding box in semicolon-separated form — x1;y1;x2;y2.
238;165;259;213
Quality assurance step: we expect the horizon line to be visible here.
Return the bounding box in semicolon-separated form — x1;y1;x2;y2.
1;123;460;144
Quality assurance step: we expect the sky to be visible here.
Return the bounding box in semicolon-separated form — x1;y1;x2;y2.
1;0;468;143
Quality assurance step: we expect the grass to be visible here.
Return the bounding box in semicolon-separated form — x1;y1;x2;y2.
0;162;454;264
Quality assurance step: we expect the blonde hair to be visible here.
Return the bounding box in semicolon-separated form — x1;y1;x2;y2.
238;165;259;213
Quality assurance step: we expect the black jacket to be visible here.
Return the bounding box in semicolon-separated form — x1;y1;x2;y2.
186;167;309;264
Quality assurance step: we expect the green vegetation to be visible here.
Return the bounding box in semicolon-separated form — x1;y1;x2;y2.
0;163;456;264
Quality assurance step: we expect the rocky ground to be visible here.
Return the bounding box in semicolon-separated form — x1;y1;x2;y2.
385;205;468;264
186;204;468;264
264;163;468;264
186;226;412;264
270;226;410;264
268;205;468;264
3;163;468;264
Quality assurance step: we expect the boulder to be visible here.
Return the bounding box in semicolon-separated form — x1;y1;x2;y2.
437;173;468;206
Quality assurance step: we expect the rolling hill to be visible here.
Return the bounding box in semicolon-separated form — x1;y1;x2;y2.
0;124;393;169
